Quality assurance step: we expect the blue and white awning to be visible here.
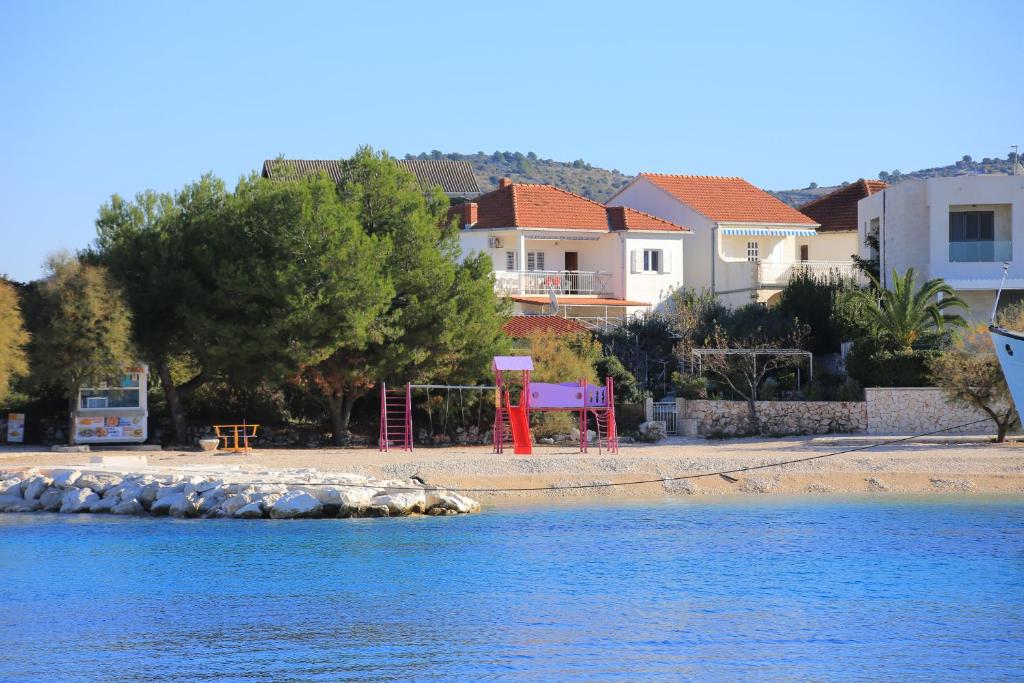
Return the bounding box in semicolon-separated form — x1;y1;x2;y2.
721;227;817;237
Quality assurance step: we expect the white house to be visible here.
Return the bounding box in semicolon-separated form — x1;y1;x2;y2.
607;174;860;307
858;174;1024;321
455;178;691;328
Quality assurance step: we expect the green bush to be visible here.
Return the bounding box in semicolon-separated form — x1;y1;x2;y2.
845;345;938;387
615;403;645;434
678;375;708;399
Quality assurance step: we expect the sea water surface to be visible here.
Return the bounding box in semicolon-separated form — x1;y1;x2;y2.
1;497;1023;681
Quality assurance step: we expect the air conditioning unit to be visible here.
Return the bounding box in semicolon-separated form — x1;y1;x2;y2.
488;237;502;249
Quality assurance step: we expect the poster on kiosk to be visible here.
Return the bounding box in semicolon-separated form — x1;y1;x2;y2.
74;365;148;444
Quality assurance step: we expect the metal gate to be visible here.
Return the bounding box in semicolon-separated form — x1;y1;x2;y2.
653;401;677;435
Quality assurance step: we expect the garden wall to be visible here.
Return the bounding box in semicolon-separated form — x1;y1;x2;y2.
677;388;1000;437
677;399;867;437
863;388;995;435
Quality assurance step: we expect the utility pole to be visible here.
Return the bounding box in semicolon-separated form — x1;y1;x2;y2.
1013;145;1020;175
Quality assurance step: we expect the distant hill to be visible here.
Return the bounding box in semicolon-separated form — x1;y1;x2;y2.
404;151;633;201
407;150;1022;207
765;154;1021;208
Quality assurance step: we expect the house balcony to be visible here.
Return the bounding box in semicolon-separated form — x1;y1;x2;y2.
494;270;614;297
754;260;863;288
949;240;1012;263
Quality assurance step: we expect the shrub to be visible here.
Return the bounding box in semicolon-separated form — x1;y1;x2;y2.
678;375;708;399
845;344;938;387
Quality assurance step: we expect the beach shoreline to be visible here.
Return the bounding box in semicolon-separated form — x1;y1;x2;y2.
3;435;1022;505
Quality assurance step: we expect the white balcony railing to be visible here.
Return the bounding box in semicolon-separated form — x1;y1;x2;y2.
754;260;863;287
494;270;613;296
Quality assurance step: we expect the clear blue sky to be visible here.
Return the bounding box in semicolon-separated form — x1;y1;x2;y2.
2;0;1021;282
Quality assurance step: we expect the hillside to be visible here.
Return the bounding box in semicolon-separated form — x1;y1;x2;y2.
405;151;633;201
407;150;1022;207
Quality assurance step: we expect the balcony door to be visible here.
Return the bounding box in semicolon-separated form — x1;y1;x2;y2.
564;252;578;294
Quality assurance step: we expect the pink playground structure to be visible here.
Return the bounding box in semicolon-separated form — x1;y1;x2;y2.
379;355;618;455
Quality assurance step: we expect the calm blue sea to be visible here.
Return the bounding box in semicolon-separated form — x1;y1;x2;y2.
1;497;1023;682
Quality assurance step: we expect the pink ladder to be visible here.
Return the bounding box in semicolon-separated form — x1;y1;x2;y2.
589;378;619;455
379;382;412;452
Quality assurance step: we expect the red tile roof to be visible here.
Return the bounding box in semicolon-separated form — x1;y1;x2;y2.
501;315;590;338
511;296;651;307
799;179;887;233
638;174;818;226
606;206;690;231
462;180;690;232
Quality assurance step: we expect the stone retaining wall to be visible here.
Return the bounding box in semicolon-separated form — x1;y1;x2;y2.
864;388;995;435
677;388;1001;437
678;399;867;437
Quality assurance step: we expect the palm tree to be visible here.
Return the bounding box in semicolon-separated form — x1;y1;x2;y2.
849;268;967;351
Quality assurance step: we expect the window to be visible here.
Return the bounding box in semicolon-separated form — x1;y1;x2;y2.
643;249;661;272
950;211;995;242
78;373;142;409
632;249;671;273
505;251;517;271
868;218;880;260
526;251;545;271
949;211;1005;262
747;241;760;262
800;245;809;261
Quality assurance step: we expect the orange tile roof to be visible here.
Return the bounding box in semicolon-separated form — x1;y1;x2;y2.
799;179;887;233
501;315;590;338
606;206;691;232
511;296;651;307
639;174;818;226
464;180;690;232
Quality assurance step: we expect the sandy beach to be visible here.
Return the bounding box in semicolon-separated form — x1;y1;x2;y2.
3;435;1023;504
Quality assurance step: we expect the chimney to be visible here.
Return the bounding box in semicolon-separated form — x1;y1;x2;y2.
498;177;512;188
448;202;478;228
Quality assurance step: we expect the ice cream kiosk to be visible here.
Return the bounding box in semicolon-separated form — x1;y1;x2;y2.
74;365;148;444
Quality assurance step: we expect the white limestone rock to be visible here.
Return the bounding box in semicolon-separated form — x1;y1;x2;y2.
297;485;373;511
168;493;199;518
195;479;223;494
269;490;323;519
51;469;81;488
89;496;119;513
218;494;253;517
155;484;187;501
321;474;370;486
371;490;426;516
22;476;53;500
149;493;176;516
138;482;161;508
114;481;145;503
639;421;668;441
426;490;479;514
0;495;41;512
197;488;227;516
38;487;65;511
233;501;264;519
60;487;99;513
75;473;122;494
112;498;145;515
1;478;22;497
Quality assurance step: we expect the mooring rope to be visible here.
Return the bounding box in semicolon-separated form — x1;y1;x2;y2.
230;417;994;493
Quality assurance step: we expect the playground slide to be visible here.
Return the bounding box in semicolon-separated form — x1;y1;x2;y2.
507;404;533;455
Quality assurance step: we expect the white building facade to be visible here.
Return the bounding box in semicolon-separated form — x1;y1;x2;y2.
455;180;691;328
608;174;850;308
858;175;1024;320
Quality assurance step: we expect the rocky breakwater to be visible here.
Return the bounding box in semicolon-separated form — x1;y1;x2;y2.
0;468;480;519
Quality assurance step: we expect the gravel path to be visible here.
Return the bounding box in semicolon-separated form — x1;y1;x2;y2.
3;436;1023;503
